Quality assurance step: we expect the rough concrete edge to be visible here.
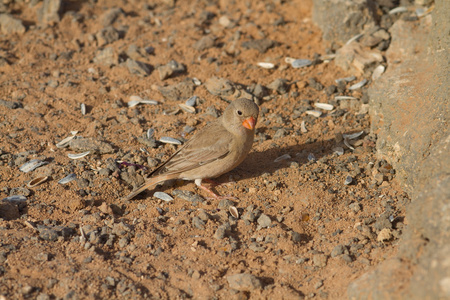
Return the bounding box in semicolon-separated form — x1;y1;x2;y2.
349;0;450;299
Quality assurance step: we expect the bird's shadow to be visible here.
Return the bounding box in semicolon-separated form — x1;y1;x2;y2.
223;136;337;183
128;135;343;200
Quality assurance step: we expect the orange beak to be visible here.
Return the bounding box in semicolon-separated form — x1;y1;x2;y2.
242;116;256;130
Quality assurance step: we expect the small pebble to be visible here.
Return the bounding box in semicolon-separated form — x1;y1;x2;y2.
192;216;205;230
315;280;324;289
313;253;328;267
159;137;182;145
331;245;345;257
344;175;353;185
291;231;302;243
342;254;353;262
348;79;368;90
257;214;271;228
227;273;262;291
153;192;173;202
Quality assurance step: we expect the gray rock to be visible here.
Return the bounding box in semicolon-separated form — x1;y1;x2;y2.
158;79;195;101
214;224;230;240
118;237;129;248
308;77;324;91
249;242;266;252
313;253;328;267
197;209;210;222
36;293;51;300
273;128;287;139
0;99;22;109
242;206;258;222
137;135;157;148
253;83;267;98
315;280;324;289
39;228;59;242
227;273;262;291
361;28;390;48
192;216;205;230
312;0;377;45
47;79;59;88
158;60;186;80
193;35;215;51
126;59;152;77
98;168;111;176
331;245;346;257
21;285;34;295
204;76;236;97
93;47;118;66
353;3;450;298
214;226;226;240
335;42;383;74
257;214;271;228
101;7;124;27
34;252;50;261
0;14;26;35
325;85;337;96
342;254;353;263
47;279;58;289
349;202;361;212
63;290;77;300
0;201;20;220
61;227;76;238
112;222;132;236
96;26;120;46
69;137;114;154
9;187;31;197
172;189;204;204
291;231;303;243
205;106;220;118
374;213;393;230
121;169;145;190
105;276;116;287
242;39;275;53
267;78;289;94
126;44;148;61
37;0;62;26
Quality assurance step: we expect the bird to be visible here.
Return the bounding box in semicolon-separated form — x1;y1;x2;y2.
124;98;259;201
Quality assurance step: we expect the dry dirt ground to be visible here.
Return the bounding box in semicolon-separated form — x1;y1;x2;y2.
0;0;408;299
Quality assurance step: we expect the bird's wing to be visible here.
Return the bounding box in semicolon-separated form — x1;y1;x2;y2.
150;121;232;177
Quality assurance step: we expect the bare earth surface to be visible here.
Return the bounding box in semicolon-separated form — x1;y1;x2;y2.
0;0;409;299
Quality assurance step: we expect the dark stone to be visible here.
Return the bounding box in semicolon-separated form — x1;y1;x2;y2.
0;99;23;109
242;38;275;53
39;229;59;242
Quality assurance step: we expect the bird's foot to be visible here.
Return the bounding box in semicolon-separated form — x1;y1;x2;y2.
202;178;236;188
197;183;238;201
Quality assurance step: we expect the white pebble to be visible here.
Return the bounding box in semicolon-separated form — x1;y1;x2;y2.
160;137;182;145
154;192;173;202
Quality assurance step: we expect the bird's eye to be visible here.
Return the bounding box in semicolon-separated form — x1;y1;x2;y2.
237;110;243;116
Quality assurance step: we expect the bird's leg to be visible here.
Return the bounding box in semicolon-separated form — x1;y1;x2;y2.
202;178;220;186
194;179;238;200
203;178;236;188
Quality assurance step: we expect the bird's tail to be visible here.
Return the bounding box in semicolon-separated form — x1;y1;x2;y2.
123;174;172;201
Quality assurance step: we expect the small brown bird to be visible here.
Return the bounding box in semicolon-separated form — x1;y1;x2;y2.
125;98;259;200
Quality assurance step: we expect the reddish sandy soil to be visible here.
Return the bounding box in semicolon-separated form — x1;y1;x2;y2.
0;0;408;299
